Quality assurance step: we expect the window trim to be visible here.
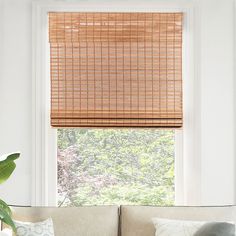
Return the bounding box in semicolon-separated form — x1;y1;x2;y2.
32;0;199;207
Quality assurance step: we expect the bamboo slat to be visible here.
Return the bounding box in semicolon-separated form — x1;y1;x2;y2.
49;12;183;127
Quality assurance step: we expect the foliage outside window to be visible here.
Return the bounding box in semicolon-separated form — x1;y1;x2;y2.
58;129;175;206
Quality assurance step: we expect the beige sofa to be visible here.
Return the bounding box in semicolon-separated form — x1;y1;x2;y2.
8;205;236;236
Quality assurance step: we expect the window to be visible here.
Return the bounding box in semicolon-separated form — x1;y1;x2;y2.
57;129;175;206
48;12;183;206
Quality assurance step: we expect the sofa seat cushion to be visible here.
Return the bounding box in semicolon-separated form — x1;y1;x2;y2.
10;206;119;236
120;205;236;236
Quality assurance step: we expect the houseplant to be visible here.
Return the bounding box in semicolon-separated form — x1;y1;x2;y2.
0;153;20;233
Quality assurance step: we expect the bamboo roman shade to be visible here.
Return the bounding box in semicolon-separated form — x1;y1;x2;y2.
49;12;183;127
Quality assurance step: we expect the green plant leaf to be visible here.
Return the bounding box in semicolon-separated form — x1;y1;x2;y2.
0;208;16;233
0;153;20;184
0;199;12;216
0;153;20;164
0;153;19;233
0;162;16;184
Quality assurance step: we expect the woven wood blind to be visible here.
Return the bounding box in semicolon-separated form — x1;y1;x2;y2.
49;12;183;127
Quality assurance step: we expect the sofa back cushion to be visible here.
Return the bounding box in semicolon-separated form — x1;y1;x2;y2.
120;205;236;236
10;206;119;236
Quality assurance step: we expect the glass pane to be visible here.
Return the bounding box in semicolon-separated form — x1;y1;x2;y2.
57;129;175;206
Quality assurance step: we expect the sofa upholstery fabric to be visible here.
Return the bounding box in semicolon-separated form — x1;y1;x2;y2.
7;205;236;236
10;206;119;236
120;206;236;236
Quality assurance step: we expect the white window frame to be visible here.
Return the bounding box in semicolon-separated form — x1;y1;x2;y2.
32;0;200;207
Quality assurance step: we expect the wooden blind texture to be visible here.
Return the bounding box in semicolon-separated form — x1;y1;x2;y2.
49;12;183;127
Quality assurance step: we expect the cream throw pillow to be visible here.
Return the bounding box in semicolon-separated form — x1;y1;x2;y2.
0;229;12;236
152;218;235;236
14;218;54;236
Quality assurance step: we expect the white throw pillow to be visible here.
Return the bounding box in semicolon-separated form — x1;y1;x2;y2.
0;229;12;236
14;218;54;236
152;218;235;236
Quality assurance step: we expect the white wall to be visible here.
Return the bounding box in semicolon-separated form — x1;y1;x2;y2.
0;0;235;206
0;0;32;206
198;0;235;205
